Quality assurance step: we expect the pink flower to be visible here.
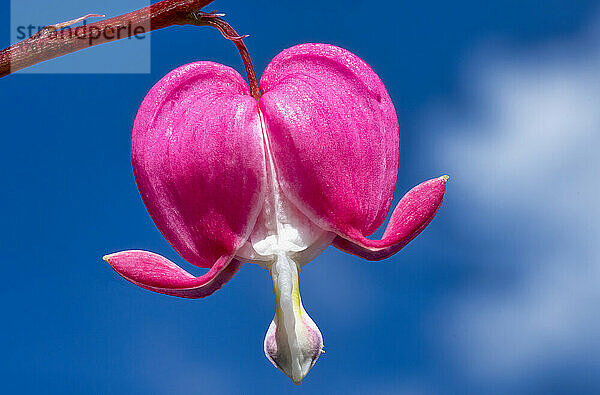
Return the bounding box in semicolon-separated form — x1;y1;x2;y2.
104;43;447;384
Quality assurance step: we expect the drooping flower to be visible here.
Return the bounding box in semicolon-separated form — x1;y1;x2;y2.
104;43;447;384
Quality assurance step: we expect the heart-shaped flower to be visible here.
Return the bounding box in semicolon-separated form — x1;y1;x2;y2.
104;43;447;384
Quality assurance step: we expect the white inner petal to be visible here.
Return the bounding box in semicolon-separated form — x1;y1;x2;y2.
234;109;329;384
265;252;323;385
234;110;334;267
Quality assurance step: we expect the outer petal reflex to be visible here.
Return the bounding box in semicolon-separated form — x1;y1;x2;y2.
332;176;448;260
104;251;242;298
259;43;399;242
132;62;266;269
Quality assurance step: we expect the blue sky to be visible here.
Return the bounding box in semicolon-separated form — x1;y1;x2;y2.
1;0;600;393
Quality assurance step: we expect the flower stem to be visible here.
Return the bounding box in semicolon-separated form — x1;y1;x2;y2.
0;0;261;99
199;16;261;99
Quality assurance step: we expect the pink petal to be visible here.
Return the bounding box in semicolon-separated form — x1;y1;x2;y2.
332;176;448;260
104;250;242;298
132;62;267;269
259;43;399;241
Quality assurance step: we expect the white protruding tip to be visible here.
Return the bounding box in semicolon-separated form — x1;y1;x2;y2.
264;253;323;384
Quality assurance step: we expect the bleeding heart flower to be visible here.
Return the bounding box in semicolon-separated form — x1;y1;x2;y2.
103;43;447;384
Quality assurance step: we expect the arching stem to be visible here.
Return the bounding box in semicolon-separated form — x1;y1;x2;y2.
0;0;261;99
198;15;261;100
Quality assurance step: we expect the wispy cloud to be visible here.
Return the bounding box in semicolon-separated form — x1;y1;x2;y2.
423;13;600;388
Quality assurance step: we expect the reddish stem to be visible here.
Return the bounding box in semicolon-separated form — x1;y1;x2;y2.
199;15;261;100
0;0;261;99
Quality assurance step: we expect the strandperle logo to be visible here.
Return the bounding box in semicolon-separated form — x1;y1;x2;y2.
9;5;152;75
14;19;147;46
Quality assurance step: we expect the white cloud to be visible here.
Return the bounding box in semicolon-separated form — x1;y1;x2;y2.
425;14;600;386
